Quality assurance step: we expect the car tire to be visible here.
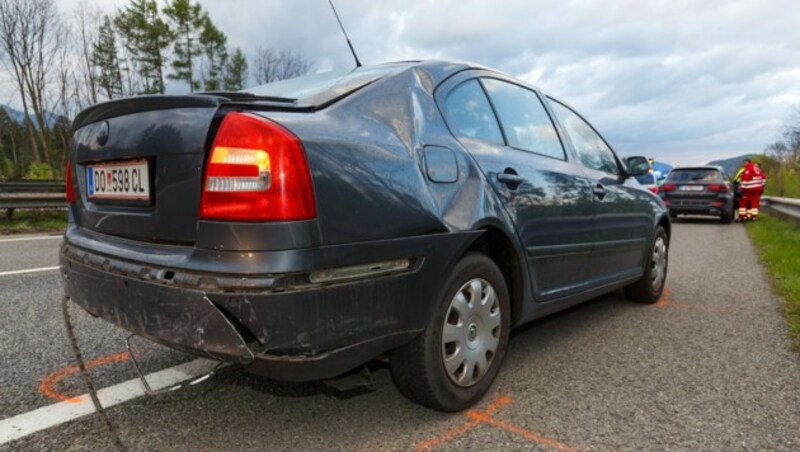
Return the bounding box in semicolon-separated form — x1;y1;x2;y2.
389;252;510;412
720;210;733;224
624;226;669;304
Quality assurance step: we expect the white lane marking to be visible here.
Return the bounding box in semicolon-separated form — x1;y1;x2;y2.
0;235;62;243
0;358;219;445
0;266;60;277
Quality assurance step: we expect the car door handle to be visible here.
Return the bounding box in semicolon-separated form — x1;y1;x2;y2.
497;173;525;186
593;184;606;199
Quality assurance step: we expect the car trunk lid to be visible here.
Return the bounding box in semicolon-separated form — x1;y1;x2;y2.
71;96;225;244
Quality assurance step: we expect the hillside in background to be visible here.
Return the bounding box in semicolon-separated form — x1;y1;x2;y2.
1;105;59;129
707;154;756;177
1;105;27;124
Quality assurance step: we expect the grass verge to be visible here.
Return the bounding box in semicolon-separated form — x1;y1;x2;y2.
0;210;67;235
746;213;800;349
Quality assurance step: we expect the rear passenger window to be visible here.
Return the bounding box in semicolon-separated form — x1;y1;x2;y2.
444;80;504;144
549;99;620;175
482;79;565;160
667;169;722;183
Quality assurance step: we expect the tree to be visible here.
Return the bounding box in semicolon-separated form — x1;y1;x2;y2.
781;106;800;162
163;0;204;92
114;0;172;94
253;47;311;84
223;47;248;91
198;16;226;91
0;0;65;166
73;5;99;106
759;106;800;198
92;15;124;99
0;107;23;177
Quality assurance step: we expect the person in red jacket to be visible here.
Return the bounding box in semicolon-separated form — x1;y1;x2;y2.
737;159;767;221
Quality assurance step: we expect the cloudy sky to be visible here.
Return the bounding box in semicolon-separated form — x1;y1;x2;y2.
9;0;800;166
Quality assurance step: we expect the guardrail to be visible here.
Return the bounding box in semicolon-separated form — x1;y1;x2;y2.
762;196;800;224
0;180;66;220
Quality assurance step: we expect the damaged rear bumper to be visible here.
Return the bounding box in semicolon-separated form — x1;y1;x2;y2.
59;227;479;381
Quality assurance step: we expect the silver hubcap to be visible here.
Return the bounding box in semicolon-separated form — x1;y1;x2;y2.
442;278;501;387
651;236;667;290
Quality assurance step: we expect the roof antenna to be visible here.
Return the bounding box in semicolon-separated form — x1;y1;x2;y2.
328;0;362;68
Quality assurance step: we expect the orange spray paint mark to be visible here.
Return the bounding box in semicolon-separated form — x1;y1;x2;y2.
39;351;130;403
416;394;574;451
466;411;575;452
653;287;671;308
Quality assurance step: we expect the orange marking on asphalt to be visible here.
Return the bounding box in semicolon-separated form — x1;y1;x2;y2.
415;394;574;451
39;352;130;403
484;394;513;414
416;419;481;451
467;411;575;452
653;287;671;308
651;288;733;314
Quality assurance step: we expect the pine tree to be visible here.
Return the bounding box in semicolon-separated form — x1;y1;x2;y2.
163;0;204;92
92;15;124;100
223;47;248;91
114;0;172;94
198;16;227;91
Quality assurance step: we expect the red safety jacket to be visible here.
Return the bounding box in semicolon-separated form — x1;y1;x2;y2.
740;163;766;192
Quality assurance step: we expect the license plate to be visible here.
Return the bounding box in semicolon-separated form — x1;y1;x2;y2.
680;185;704;191
86;159;150;201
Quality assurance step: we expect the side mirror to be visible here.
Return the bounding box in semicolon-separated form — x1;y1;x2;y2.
625;156;651;177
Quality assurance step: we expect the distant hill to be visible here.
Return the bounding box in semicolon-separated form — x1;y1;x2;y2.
1;104;27;123
1;104;59;128
707;154;756;178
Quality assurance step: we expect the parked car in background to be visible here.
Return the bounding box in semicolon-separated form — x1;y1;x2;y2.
659;166;734;223
61;60;671;412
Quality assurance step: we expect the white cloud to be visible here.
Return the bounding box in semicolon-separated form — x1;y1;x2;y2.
9;0;800;166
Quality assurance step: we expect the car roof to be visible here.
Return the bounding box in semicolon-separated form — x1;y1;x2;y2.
245;60;505;109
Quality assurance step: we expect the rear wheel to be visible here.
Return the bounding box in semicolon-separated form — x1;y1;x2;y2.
720;210;733;224
625;226;668;304
390;253;510;411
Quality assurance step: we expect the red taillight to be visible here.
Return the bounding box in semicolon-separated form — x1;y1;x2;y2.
648;186;659;194
659;183;676;193
199;112;316;222
65;161;76;204
708;184;729;193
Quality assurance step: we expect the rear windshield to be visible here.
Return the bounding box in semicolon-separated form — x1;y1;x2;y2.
667;169;722;183
247;63;412;104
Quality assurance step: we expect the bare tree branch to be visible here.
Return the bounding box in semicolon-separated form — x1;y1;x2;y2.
254;47;311;85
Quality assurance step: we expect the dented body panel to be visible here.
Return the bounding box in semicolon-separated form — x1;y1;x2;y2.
61;60;667;381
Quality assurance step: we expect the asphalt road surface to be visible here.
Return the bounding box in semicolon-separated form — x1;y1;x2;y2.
1;220;798;451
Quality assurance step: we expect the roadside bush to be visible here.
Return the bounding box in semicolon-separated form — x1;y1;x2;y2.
25;162;54;180
0;157;13;180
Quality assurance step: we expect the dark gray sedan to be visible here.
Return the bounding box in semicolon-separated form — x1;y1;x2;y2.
61;60;670;411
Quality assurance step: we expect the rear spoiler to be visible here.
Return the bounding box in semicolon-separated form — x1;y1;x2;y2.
72;94;318;130
73;76;386;130
73;95;227;130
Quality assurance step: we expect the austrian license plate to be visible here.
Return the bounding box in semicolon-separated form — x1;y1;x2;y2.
680;185;704;191
86;159;150;201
